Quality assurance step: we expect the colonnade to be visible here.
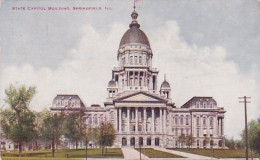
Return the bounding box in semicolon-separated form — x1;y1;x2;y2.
117;107;166;134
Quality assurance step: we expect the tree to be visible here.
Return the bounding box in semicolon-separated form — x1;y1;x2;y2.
1;84;37;156
178;134;186;148
98;122;116;154
186;135;195;149
203;136;210;148
63;111;85;149
242;119;260;158
40;111;64;157
33;109;51;150
225;137;236;149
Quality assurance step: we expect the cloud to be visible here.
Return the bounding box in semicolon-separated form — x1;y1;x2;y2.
0;20;259;139
150;21;260;139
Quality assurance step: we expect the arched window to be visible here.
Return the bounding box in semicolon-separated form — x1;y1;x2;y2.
196;102;200;108
180;116;184;125
139;56;142;64
122;137;127;146
203;117;206;126
130;56;133;65
175;117;178;125
197;129;200;137
203;102;206;108
210;102;214;108
134;56;138;64
185;116;189;125
155;137;160;146
139;137;143;146
196;117;200;126
210;117;213;126
197;140;200;148
147;137;151;146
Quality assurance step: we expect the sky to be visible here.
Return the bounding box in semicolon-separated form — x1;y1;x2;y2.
0;0;259;139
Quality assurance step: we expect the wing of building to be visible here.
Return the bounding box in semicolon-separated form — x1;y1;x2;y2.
50;7;226;149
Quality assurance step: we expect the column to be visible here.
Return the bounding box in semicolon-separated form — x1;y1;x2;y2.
155;75;157;91
135;107;138;133
163;108;166;133
218;118;221;136
170;112;172;134
144;107;147;132
152;107;155;133
221;118;223;136
119;107;122;133
115;109;118;132
127;71;130;86
145;72;147;86
127;107;130;132
138;71;140;86
160;108;162;132
222;118;225;136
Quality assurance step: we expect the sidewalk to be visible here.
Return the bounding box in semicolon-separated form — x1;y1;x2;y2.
154;147;217;160
122;147;149;160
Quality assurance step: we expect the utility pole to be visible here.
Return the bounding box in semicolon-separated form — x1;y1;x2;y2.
239;96;251;160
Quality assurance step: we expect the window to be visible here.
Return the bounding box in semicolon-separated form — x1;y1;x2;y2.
181;128;184;135
175;128;178;136
196;117;200;126
175;117;178;125
203;117;206;126
196;102;199;108
180;116;184;125
197;129;200;137
210;102;213;108
203;102;206;108
89;117;92;124
130;56;133;65
210;117;213;126
185;116;189;125
186;128;189;135
139;56;142;64
134;56;138;64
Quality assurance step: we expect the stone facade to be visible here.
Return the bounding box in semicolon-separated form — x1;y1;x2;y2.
50;8;226;149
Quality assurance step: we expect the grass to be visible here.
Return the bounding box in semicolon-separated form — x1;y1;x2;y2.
135;148;184;158
170;148;259;158
1;148;123;159
1;158;82;160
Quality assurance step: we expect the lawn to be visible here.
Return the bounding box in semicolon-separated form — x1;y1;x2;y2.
1;158;82;160
171;148;259;158
135;148;184;158
1;148;123;159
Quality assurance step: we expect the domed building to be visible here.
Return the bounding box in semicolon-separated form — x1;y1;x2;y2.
51;7;226;149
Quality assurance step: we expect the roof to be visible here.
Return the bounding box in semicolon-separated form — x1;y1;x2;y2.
119;27;150;47
119;9;150;47
108;79;117;87
160;80;170;88
181;97;216;108
52;94;86;108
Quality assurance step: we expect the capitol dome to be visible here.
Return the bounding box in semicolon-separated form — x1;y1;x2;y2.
120;27;150;47
119;9;150;47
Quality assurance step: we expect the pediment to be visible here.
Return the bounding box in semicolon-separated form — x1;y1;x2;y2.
114;92;166;103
